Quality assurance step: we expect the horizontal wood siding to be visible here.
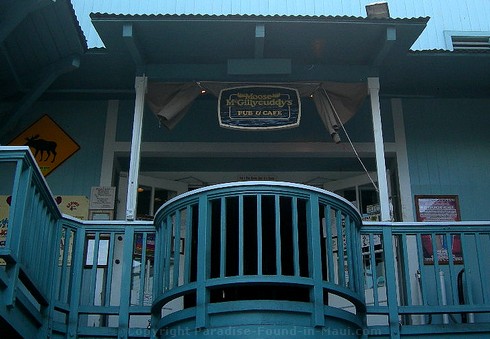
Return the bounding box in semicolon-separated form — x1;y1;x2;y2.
0;101;108;197
403;98;490;220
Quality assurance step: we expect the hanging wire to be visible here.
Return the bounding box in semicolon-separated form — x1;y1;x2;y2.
322;88;379;192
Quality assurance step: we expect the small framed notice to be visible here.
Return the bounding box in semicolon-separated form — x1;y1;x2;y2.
415;195;462;265
89;186;116;210
415;195;460;222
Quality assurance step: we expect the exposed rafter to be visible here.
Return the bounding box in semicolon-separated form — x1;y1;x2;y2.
372;26;397;66
0;55;80;136
122;23;146;73
0;44;24;90
255;24;265;58
0;0;55;44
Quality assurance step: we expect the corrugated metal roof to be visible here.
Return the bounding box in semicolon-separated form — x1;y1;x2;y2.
89;12;427;69
71;0;490;50
89;12;429;23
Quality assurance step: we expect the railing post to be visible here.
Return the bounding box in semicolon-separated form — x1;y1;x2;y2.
67;227;86;338
151;220;164;339
382;226;400;338
196;195;210;329
6;159;32;260
3;159;32;307
308;194;325;328
42;218;65;339
118;227;135;339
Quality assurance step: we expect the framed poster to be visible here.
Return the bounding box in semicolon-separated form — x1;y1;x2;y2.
415;195;462;264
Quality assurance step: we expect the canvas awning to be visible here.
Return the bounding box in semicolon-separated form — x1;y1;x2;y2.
146;81;367;143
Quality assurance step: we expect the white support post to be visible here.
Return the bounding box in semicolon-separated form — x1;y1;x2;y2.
126;76;147;220
368;77;391;221
391;98;415;221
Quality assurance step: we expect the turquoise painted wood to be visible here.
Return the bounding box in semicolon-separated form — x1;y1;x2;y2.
0;100;109;198
403;98;490;221
361;221;490;338
2;147;490;338
152;181;367;337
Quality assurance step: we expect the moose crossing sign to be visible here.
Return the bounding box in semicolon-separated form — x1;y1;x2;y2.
9;115;80;176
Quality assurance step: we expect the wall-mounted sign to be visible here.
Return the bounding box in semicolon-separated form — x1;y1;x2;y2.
218;86;301;130
56;195;89;220
415;195;462;265
8;115;80;176
90;186;116;210
415;195;460;222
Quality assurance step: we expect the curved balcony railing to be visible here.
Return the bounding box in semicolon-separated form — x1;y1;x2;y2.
152;181;365;338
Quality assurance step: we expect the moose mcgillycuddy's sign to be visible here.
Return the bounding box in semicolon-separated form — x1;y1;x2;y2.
218;86;301;130
8;115;80;176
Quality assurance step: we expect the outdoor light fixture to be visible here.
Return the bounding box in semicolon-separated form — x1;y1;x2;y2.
366;2;390;19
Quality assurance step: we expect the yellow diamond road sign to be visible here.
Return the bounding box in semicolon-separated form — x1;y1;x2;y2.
9;115;80;176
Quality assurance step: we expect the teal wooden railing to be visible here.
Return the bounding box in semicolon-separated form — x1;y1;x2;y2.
2;147;490;338
52;219;155;338
0;147;155;338
0;146;62;338
151;181;366;338
361;221;490;338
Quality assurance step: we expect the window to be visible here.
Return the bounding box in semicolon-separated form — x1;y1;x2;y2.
445;31;490;51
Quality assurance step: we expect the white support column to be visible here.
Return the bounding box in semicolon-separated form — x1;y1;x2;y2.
126;76;147;220
391;98;415;221
368;77;391;221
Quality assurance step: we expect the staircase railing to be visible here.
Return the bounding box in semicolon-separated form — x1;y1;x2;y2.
2;147;490;338
0;146;61;338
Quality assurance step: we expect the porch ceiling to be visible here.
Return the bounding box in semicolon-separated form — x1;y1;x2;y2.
0;0;86;100
89;14;427;67
51;13;489;98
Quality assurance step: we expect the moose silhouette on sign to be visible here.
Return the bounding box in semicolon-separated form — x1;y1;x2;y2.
24;134;57;162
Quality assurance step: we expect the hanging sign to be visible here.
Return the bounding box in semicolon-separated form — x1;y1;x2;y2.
8;115;80;176
218;86;301;130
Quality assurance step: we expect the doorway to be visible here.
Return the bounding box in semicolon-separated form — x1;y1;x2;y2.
116;172;188;220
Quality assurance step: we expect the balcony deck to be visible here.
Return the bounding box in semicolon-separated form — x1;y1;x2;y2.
1;147;490;338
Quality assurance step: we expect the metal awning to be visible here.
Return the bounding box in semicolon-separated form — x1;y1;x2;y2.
89;14;428;82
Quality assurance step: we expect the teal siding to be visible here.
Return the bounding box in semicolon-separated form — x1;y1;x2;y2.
71;0;490;50
403;98;490;220
115;99;137;142
2;100;108;197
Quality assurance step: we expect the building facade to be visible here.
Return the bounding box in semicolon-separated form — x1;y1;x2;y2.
0;0;489;338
